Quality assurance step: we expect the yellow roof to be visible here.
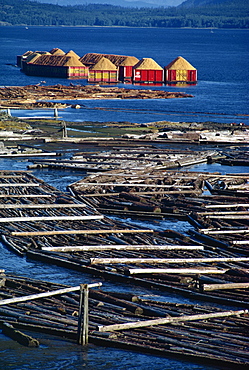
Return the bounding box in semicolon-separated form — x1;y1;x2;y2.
49;48;65;55
165;56;196;70
31;55;85;67
65;50;80;59
133;58;163;70
119;56;139;66
25;52;43;63
90;57;117;71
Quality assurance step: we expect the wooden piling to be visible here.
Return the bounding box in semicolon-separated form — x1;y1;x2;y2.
77;284;89;345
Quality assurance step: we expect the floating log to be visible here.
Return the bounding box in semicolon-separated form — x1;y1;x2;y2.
0;183;39;187
127;268;228;275
0;215;104;223
202;283;249;291
97;309;248;332
11;228;154;237
205;204;249;209
89;290;144;315
90;257;249;265
0;153;58;158
232;240;249;245
42;245;204;252
0;204;86;209
0;282;102;306
198;211;249;216
200;229;249;235
2;322;40;347
205;215;249;220
0;194;52;198
83;190;201;197
77;182;194;188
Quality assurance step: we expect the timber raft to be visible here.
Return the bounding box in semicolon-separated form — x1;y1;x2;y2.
0;271;248;368
0;169;248;310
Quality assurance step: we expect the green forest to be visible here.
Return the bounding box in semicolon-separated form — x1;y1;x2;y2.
0;0;248;28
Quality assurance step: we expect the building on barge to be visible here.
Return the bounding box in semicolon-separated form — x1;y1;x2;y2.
88;57;118;83
80;53;139;82
164;56;197;83
17;49;197;84
132;58;164;83
21;52;88;79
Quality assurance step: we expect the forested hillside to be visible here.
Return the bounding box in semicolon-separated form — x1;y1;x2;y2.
0;0;248;28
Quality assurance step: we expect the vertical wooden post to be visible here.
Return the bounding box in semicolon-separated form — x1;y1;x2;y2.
62;121;67;138
77;284;89;345
54;108;58;118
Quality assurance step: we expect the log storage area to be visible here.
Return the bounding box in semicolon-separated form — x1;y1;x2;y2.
0;84;193;109
31;147;218;173
0;271;248;368
0;169;248;310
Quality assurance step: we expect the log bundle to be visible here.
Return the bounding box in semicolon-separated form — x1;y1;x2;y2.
0;170;248;308
0;273;248;368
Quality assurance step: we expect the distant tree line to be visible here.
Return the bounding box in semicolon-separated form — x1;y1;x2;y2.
0;0;248;28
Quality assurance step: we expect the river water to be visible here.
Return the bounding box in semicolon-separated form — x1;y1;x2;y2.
1;26;249;125
0;26;248;369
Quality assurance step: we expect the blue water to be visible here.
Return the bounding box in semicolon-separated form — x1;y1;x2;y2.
1;27;248;124
0;26;248;370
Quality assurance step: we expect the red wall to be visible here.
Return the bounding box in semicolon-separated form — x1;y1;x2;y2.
133;69;164;82
119;66;133;81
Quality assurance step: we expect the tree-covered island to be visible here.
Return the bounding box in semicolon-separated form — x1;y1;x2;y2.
0;0;248;28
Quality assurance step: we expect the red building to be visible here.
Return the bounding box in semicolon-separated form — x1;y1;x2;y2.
133;58;164;83
164;56;197;83
118;56;139;82
80;53;138;82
